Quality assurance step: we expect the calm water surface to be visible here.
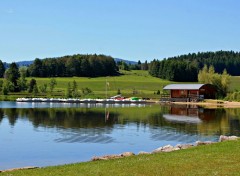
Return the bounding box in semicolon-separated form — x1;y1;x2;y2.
1;101;240;170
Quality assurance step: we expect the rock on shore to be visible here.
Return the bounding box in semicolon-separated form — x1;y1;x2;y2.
91;135;239;162
92;152;135;161
219;135;239;142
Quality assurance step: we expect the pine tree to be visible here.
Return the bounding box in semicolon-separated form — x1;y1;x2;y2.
0;60;5;78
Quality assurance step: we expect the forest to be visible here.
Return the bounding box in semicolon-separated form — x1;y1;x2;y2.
27;54;119;77
0;54;119;95
148;51;240;82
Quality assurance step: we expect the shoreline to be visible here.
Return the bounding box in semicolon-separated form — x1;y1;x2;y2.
170;100;240;108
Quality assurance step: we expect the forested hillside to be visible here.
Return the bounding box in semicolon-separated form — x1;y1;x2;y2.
27;54;118;77
149;51;240;82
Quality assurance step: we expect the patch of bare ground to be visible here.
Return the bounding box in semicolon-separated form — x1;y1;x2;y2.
171;100;240;108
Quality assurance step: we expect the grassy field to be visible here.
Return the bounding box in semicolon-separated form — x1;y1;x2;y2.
1;70;240;100
2;140;240;175
34;70;172;97
1;70;173;100
229;76;240;92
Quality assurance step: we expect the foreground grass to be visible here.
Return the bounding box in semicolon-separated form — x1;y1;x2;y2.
3;140;240;176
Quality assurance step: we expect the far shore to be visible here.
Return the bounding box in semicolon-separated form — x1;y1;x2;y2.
13;98;240;108
168;100;240;108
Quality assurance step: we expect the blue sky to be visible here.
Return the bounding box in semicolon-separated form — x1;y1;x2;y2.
1;0;240;62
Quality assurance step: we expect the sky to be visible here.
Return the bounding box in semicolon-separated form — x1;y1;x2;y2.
1;0;240;62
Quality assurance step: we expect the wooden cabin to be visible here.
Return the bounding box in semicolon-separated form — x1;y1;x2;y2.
161;84;216;102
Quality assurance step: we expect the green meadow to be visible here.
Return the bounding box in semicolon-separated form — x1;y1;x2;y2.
1;70;240;100
229;76;240;92
34;70;172;97
1;70;172;100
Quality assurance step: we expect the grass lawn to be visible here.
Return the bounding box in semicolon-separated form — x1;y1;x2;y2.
2;140;240;176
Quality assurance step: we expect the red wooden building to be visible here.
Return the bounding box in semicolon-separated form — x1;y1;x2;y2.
161;84;216;102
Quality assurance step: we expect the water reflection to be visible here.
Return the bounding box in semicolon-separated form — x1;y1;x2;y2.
0;101;147;109
164;104;217;122
163;114;202;124
1;105;240;138
55;132;115;144
2;108;117;128
146;105;240;143
1;108;119;144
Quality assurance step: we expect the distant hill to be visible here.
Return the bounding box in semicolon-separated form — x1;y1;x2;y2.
114;58;137;65
3;58;137;68
16;60;33;66
4;60;33;68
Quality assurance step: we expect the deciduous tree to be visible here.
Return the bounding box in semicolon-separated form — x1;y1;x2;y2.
4;62;20;92
49;78;57;94
198;65;231;98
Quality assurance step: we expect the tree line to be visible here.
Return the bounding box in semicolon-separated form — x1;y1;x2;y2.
149;51;240;82
27;54;119;77
0;54;119;94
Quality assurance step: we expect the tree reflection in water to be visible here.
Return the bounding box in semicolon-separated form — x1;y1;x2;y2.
1;105;240;142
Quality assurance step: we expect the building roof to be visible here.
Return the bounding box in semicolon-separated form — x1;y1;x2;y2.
163;84;205;90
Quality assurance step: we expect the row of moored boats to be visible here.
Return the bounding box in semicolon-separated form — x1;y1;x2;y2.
16;98;147;104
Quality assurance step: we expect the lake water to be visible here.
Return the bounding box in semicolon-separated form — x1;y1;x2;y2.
1;101;240;170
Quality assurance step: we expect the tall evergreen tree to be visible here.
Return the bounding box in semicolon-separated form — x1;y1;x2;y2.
0;60;5;78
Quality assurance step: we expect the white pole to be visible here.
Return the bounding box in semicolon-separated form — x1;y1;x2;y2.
105;77;107;99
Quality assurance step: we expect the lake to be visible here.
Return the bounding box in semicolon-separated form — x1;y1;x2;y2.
1;101;240;170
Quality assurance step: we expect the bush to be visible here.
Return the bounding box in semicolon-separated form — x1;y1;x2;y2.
225;91;240;101
28;79;37;93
